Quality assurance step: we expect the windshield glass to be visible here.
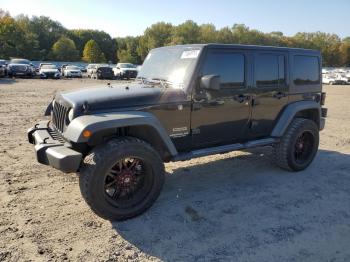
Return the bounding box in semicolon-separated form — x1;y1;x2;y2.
138;46;201;88
42;65;57;69
119;63;135;68
66;66;80;70
10;59;30;64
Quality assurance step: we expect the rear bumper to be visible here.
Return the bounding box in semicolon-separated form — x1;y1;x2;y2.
320;107;327;131
27;121;82;173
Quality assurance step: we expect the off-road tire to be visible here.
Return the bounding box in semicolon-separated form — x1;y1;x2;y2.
79;137;165;221
274;118;319;171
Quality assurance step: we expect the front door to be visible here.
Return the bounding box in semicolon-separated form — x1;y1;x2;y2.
190;49;252;149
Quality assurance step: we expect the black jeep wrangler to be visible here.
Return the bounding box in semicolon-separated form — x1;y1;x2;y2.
28;44;327;221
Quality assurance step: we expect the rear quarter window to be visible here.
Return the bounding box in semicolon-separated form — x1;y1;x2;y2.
293;55;320;85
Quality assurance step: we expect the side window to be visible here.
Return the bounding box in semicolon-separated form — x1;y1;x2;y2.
201;51;245;88
293;56;320;85
255;54;285;87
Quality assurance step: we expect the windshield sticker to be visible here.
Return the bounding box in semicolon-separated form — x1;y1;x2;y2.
181;49;200;59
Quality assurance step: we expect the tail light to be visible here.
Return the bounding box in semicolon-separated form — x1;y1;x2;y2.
321;92;326;105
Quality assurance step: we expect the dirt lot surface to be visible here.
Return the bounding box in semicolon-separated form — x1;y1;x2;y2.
0;78;349;262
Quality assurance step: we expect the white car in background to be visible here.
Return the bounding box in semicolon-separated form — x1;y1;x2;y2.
86;64;98;77
39;64;61;79
113;63;138;79
64;65;82;78
334;73;349;84
322;74;342;85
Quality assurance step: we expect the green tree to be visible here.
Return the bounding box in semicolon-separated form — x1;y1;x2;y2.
216;27;234;44
0;14;39;59
171;20;200;44
69;29;116;63
116;36;140;64
137;22;173;60
51;36;79;61
199;23;217;43
339;41;350;66
82;39;106;63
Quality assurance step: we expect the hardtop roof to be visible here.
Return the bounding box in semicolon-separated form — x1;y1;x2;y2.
155;43;320;54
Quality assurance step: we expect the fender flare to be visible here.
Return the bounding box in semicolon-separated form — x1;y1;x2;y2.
64;111;178;156
271;101;321;137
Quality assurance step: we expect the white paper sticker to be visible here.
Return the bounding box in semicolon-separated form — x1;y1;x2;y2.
181;49;200;59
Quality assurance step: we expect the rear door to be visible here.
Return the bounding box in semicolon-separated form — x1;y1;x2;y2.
250;51;289;137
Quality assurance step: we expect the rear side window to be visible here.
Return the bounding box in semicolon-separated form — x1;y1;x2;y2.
202;52;245;88
293;56;320;85
255;54;285;87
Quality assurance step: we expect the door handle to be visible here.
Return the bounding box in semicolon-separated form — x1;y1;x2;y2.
273;92;286;99
234;94;250;103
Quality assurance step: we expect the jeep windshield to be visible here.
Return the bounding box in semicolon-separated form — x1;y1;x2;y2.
137;46;202;89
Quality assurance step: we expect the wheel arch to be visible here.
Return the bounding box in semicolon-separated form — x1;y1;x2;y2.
271;101;321;137
64;111;177;161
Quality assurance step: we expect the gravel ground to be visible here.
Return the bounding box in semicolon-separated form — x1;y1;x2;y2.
0;78;349;262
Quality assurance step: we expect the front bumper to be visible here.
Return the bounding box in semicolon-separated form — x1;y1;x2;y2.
121;70;137;78
27;121;82;173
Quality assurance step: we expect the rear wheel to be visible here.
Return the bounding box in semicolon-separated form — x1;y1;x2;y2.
79;137;165;220
274;118;319;171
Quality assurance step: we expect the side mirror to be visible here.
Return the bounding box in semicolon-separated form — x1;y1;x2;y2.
200;74;220;90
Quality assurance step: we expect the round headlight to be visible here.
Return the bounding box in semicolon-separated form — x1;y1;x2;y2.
68;109;74;121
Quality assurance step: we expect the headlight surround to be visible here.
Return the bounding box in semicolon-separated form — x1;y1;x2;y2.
68;108;74;122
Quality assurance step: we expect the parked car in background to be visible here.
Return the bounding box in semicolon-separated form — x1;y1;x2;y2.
79;66;87;73
39;64;61;79
322;74;341;85
38;63;54;72
86;64;98;77
60;64;69;75
0;60;7;77
64;65;82;78
334;73;349;84
7;59;35;78
113;63;138;79
91;65;114;79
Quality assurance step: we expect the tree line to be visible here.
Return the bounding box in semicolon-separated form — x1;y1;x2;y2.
1;9;350;66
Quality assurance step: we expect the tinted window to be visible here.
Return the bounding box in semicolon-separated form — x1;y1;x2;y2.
255;54;285;87
202;52;245;87
293;56;320;85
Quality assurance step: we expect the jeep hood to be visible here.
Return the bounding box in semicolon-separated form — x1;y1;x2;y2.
55;82;186;113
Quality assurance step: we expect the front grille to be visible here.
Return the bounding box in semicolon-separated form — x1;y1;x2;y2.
12;65;27;72
45;72;56;77
52;102;69;133
48;127;65;143
125;70;137;78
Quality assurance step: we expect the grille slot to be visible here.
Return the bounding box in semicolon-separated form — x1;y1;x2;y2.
52;102;69;133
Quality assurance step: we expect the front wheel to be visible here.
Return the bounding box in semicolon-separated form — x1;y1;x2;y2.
274;118;319;171
79;137;165;221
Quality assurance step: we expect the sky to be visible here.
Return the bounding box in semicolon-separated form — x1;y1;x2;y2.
1;0;349;38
